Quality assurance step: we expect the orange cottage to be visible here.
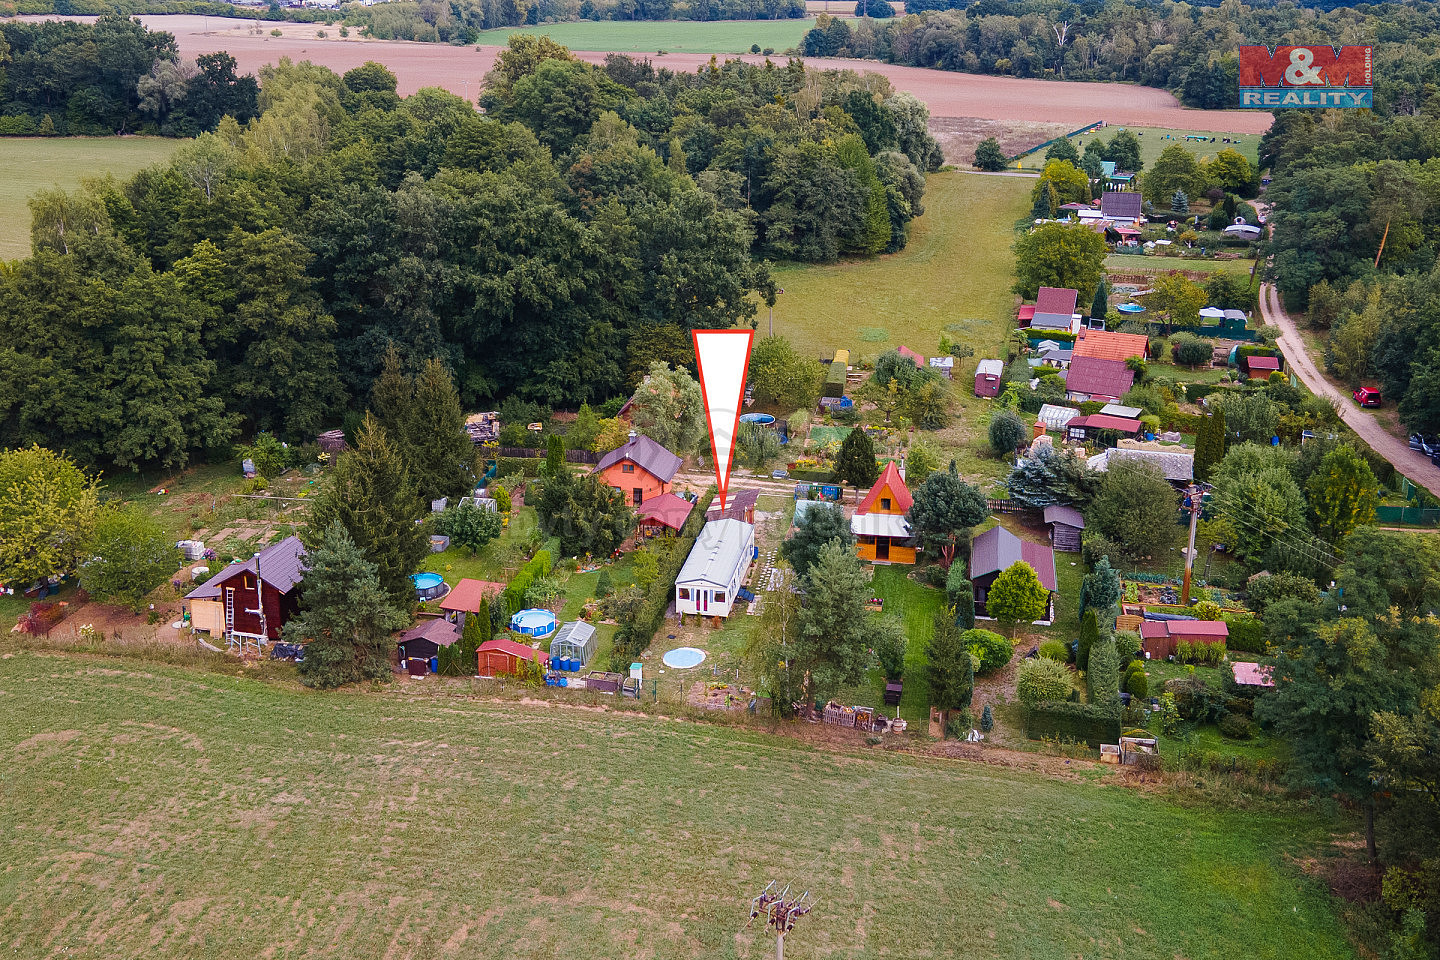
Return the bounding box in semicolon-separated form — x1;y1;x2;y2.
592;432;683;506
851;461;917;565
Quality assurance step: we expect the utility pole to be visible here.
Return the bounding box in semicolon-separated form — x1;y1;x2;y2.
748;882;815;960
1180;482;1208;605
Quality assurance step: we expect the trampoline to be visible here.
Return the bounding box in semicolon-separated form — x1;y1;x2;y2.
1117;303;1146;314
662;646;707;669
510;608;558;638
412;572;449;601
739;413;776;425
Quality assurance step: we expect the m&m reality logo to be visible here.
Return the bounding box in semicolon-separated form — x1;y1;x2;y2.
1238;45;1373;108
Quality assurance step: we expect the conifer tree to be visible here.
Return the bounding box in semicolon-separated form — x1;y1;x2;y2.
408;358;475;504
834;427;880;492
288;521;409;689
309;414;429;607
1194;407;1226;483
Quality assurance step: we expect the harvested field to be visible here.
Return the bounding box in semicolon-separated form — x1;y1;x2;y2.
45;15;1271;131
930;116;1074;166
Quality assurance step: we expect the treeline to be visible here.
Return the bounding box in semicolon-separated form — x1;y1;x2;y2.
0;38;939;472
343;0;803;41
1261;110;1440;433
0;16;258;135
801;0;1440;113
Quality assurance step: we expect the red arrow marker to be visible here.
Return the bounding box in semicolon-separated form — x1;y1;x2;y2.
693;330;754;513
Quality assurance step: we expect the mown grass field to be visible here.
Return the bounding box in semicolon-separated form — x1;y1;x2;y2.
1106;252;1258;275
771;171;1031;364
1013;125;1262;172
0;651;1357;960
474;18;813;53
0;137;183;260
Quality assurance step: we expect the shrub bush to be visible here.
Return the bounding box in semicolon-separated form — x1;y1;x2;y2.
1114;629;1141;663
1185;383;1222;403
1167;676;1225;723
980;704;994;732
1039;639;1070;662
1016;657;1073;708
923;563;948;588
962;628;1013;674
1082;531;1130;567
1123;663;1149;699
1224;612;1266;653
1170;333;1213;367
1087;637;1121;707
1218;712;1254;740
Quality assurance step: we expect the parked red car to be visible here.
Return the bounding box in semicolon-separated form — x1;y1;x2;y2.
1354;386;1383;407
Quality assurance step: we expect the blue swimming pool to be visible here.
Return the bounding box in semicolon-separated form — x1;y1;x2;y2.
1117;303;1146;314
739;413;776;425
662;647;707;669
510;608;558;638
412;572;448;601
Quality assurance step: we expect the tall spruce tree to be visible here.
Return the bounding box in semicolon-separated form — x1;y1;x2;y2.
308;414;429;607
370;345;413;442
1090;279;1109;320
926;604;974;721
407;358;476;504
795;541;872;704
287;521;409;689
545;432;565;478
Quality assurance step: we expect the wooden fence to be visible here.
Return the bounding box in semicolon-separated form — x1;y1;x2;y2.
496;446;600;464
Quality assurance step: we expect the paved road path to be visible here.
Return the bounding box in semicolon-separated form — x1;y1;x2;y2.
1261;282;1440;499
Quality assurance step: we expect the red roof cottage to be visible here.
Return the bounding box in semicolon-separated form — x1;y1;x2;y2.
185;536;305;647
852;462;916;565
1064;356;1136;403
593;432;683;506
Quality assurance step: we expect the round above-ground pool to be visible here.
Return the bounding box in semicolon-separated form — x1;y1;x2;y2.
739;413;776;426
510;608;558;638
662;646;707;669
1117;303;1146;314
412;572;449;601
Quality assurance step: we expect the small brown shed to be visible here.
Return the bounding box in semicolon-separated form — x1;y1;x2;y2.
1043;504;1085;552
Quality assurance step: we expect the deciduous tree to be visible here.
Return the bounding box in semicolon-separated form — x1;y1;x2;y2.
986;561;1050;634
1012;222;1108;304
1307;445;1379;546
0;445;100;586
78;507;176;610
973;136;1006;172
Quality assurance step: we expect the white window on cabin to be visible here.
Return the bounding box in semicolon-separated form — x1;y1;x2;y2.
715;592;726;604
678;588;691;600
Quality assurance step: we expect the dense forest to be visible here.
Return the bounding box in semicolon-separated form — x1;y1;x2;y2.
0;16;258;134
1262;109;1440;434
0;31;941;471
802;0;1440;112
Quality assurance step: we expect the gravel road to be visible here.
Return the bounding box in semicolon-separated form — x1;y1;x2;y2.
1261;281;1440;499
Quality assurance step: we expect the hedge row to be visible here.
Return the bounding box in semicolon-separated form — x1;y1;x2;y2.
789;469;835;483
1162;410;1205;434
1184;383;1223;403
497;457;542;478
823;361;846;398
611;488;717;666
501;549;553;615
1026;701;1122;748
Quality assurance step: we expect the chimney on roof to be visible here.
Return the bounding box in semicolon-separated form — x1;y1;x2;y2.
628;430;636;442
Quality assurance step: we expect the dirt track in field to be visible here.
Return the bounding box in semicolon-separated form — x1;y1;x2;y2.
63;14;1271;132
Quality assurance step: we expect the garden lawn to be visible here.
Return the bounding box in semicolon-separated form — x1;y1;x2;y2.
872;564;945;725
1107;253;1258;276
473;18;813;53
770;171;1031;364
0;651;1357;959
0;137;183;260
428;507;540;584
1014;125;1262;171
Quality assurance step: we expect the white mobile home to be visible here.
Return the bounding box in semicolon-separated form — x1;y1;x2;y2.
674;518;756;618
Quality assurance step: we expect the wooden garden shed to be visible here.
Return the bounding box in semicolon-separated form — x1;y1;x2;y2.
477;637;548;677
397;617;460;676
1043;505;1085;552
1139;618;1228;659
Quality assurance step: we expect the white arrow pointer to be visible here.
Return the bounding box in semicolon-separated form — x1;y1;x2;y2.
693;330;754;513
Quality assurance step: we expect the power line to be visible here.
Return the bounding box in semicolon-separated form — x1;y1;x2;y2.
1205;492;1340;571
747;880;816;960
